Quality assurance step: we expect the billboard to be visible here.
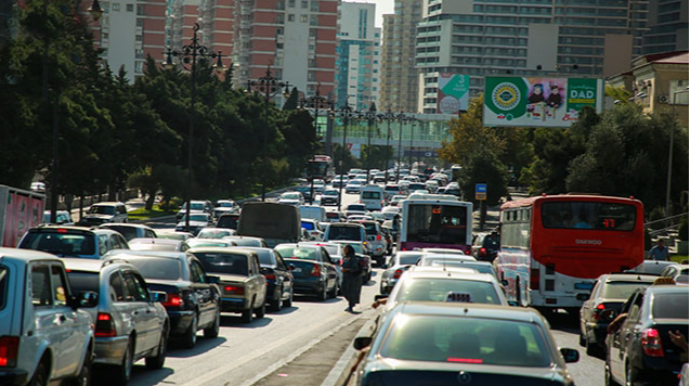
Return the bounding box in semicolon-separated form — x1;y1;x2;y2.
437;74;470;115
483;77;603;128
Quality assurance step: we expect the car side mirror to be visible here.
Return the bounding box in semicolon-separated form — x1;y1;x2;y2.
207;275;220;284
71;291;99;308
560;348;580;363
150;291;168;303
374;294;389;301
501;279;509;286
599;309;618;322
353;336;372;350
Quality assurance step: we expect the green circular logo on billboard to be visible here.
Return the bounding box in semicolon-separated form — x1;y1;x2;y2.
484;77;528;120
492;82;520;111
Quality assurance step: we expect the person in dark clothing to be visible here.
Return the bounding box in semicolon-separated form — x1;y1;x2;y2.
547;84;562;108
341;244;363;312
528;84;545;104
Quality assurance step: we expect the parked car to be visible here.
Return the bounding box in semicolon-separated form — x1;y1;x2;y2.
176;201;210;221
380;251;427;295
381;206;401;220
246;247;294;311
79;202;129;226
320;189;340;206
216;213;240;230
196;228;237;239
605;284;689;386
100;223;157;242
274;244;338;301
383;184;403;200
659;264;689;284
325;212;344;223
19;225;130;259
579;273;657;356
187;248;267;323
299;242;345;291
278;192;305;206
127;238;183;252
373;173;387;184
104;252;222;349
42;209;73;225
471;232;500;262
0;248;98;386
351;303;579;386
295;186;312;201
175;212;212;236
62;258;169;384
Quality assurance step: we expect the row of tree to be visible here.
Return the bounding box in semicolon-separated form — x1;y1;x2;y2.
0;0;318;209
439;94;689;216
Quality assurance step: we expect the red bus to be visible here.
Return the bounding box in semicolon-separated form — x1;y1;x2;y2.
496;194;644;312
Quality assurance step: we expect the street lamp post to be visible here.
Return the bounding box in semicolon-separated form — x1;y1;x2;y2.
164;22;226;229
331;103;354;212
247;66;290;201
396;113;415;182
665;86;690;217
361;104;377;183
300;85;334;205
408;116;417;169
379;110;394;182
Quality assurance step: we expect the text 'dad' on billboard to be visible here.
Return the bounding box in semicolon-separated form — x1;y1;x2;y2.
483;77;603;128
437;74;470;115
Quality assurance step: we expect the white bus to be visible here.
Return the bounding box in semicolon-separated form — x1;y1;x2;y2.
399;197;473;254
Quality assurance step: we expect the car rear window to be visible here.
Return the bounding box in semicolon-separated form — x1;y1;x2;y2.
0;266;7;310
274;247;318;261
602;281;651;300
362;191;381;199
327;226;363;241
193;253;249;275
379;315;551;367
398;254;424;265
105;226;139;241
89;206;115;215
20;231;96;256
396;278;502;305
217;216;239;229
127;258;182;281
66;271;100;293
652;293;689;319
348;205;366;211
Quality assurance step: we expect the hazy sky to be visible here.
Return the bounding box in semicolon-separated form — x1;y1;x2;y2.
371;0;395;28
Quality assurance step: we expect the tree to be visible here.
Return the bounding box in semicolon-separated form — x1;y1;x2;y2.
456;150;508;206
283;87;299;110
361;145;394;171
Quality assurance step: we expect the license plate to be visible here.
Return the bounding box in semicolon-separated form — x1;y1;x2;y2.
574;282;593;290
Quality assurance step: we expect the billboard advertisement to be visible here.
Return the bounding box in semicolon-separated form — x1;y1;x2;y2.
483;77;603;127
437;74;470;115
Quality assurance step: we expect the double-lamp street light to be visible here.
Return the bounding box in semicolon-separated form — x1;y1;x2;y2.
665;86;690;218
164;22;227;229
330;102;355;211
299;85;334;205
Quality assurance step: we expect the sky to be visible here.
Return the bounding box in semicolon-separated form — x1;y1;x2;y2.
371;0;395;28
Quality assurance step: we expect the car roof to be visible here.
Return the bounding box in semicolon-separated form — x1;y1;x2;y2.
275;243;319;250
104;251;186;261
60;258;104;272
0;247;62;262
646;284;690;295
407;267;491;279
393;302;543;322
329;222;364;228
601;273;659;282
225;235;263;241
187;247;256;255
100;223;151;230
91;202;125;206
129;238;181;245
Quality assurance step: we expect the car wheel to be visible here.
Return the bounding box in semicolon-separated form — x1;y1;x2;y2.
113;339;133;385
29;360;48;386
316;283;327;301
241;302;254;323
283;287;293;308
579;330;586;347
204;307;220;338
605;363;620;386
70;349;92;386
181;314;198;349
586;339;600;357
145;327;168;370
255;300;266;319
270;287;283;312
328;281;338;299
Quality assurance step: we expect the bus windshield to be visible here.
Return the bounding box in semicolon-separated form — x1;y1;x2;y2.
405;204;468;245
541;201;636;231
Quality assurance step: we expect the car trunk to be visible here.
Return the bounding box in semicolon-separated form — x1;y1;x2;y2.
368;369;563;386
238;203;300;244
284;259;318;278
650;320;689;364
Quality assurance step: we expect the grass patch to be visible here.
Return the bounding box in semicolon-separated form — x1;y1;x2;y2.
671;255;688;264
128;205;175;221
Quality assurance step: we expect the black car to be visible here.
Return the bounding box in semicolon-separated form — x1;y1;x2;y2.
104;251;222;349
321;189;340;206
605;284;689;386
244;247;294;311
274;244;338;301
472;232;500;262
295;186;312;201
216;213;240;230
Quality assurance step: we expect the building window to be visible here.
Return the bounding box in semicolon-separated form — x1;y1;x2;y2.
135;49;144;58
135;61;143;73
309;58;316;67
277;42;284;49
126;3;133;12
103;32;109;39
136;18;143;27
301;0;308;8
310;15;318;26
288;0;295;7
276;1;285;10
135;35;142;41
288;14;295;22
309;28;317;37
301;14;308;23
311;1;318;12
276;27;284;35
308;71;315;81
112;3;120;11
136;5;143;15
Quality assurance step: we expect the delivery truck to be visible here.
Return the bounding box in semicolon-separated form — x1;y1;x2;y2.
0;185;45;247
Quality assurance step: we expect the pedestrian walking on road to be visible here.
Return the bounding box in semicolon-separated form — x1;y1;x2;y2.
341;244;363;313
648;239;670;261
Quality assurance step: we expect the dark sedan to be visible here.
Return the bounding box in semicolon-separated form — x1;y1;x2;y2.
352;303;579;386
104;252;222;349
274;244;338;301
605;284;689;386
244;247;295;311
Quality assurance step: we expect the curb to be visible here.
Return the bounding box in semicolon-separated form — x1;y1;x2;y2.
320;315;378;386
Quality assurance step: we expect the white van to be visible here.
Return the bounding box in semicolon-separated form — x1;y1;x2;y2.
299;205;328;223
360;185;385;211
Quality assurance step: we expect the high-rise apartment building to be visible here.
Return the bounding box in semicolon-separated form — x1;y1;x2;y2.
379;0;424;113
168;0;234;55
415;0;651;113
643;0;688;54
233;0;339;102
335;2;381;111
88;0;167;82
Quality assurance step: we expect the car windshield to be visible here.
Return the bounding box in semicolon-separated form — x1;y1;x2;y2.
396;278;501;305
0;266;6;310
327;226;362;241
181;214;209;222
66;271;100;294
197;230;233;239
405;204;468;245
282;193;300;200
362;191;381;199
379;315;551;367
541;201;636;231
190;203;205;211
652;292;689;319
127;258;182;281
275;247;318;260
398;254;424;265
348;205;366;211
217;202;234;208
89;205;116;215
324;190;338;196
602;281;651;300
20;232;96;256
105;226;139;241
256;251;275;265
193;253;248;275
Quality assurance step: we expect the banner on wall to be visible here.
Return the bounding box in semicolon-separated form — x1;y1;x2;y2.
483;77;603;128
437;74;470;115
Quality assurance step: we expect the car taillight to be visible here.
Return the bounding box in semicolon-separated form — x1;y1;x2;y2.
311;264;322;277
162;293;183;307
393;269;403;279
377;234;381;241
95;313;117;337
641;328;664;357
479;247;487;256
530;268;540;290
0;336;19;367
592;303;607;321
224;285;245;295
264;273;276;281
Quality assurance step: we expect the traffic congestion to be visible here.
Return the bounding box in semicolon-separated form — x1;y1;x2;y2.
0;161;688;386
